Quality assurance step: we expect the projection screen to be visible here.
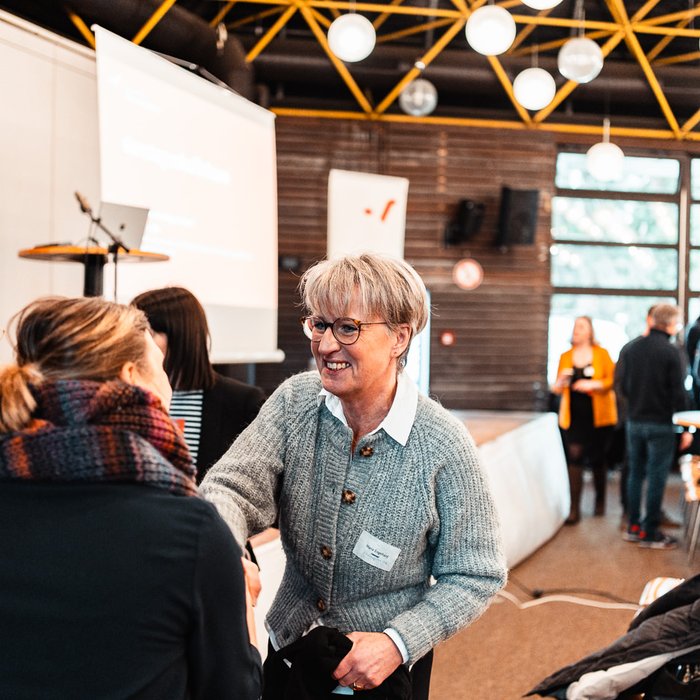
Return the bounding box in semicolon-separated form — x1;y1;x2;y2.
94;26;282;363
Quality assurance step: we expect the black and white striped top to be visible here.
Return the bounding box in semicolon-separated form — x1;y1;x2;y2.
169;390;204;464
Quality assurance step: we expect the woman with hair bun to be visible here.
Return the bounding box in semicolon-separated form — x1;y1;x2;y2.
0;296;261;699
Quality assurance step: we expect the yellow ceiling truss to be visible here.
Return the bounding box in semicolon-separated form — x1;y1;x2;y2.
64;6;96;49
375;16;468;115
132;0;178;45
510;9;552;53
373;0;406;31
63;0;700;142
245;4;297;62
227;7;287;30
532;29;625;124
375;18;452;45
209;1;238;27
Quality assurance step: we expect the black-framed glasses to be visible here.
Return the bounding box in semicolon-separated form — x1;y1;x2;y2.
300;316;389;346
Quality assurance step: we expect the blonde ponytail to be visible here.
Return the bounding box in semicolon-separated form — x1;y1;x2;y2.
0;295;150;433
0;364;43;432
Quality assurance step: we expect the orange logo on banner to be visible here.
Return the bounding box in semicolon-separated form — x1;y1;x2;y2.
364;199;396;222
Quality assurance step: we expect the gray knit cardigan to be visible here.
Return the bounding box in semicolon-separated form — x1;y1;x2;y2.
201;371;507;663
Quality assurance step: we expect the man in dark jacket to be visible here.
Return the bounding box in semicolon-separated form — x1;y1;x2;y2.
615;303;691;549
686;313;700;407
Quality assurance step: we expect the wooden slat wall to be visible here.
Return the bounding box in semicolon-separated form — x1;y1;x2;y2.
254;117;556;411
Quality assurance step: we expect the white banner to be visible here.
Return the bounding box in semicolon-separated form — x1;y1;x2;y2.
327;169;408;259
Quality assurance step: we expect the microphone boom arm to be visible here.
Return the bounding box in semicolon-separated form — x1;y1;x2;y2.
74;191;131;254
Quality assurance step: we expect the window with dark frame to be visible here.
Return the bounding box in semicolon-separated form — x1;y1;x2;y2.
548;151;688;384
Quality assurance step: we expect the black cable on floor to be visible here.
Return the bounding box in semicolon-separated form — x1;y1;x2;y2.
508;572;637;605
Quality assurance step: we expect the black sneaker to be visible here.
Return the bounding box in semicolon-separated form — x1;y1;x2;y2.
623;524;642;542
638;531;678;550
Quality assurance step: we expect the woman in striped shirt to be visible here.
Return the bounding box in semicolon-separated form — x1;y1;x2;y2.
132;287;266;483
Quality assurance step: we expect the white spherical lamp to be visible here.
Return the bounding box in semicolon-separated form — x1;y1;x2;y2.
513;67;556;110
327;14;376;63
586;120;624;181
586;141;624;181
399;79;438;116
465;5;516;56
520;0;564;9
558;37;604;83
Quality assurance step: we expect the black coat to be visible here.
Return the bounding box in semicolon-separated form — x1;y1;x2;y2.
527;574;700;698
197;372;266;482
615;329;688;424
262;626;412;700
0;481;262;700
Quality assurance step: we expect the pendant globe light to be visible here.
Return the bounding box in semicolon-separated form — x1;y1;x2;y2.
557;2;603;83
513;66;556;110
513;49;555;111
558;37;604;83
586;118;625;181
520;0;564;8
399;78;438;116
327;13;376;63
465;4;516;56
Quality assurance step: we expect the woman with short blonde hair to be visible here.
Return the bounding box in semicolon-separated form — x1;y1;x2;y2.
203;253;506;699
299;254;430;367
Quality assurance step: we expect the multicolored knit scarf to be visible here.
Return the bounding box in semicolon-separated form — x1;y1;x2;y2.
0;379;197;497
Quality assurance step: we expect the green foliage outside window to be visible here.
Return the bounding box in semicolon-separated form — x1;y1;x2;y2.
552;244;677;290
552;197;678;244
556;153;680;194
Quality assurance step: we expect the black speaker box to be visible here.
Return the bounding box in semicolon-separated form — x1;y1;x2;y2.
495;187;539;247
444;199;485;246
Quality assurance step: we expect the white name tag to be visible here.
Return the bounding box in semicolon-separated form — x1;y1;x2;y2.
352;530;401;572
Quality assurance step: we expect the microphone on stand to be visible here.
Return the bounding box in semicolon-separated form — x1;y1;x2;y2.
75;192;99;246
73;190;130;300
74;191;92;215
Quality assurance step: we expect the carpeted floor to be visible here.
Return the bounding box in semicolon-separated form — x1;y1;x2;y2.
430;470;698;699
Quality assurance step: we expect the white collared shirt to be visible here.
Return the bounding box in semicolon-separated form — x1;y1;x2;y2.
317;369;418;447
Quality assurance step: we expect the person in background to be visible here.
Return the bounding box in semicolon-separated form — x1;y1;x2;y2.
0;296;261;699
201;253;507;699
683;312;700;460
616;303;692;549
552;316;618;524
685;312;700;408
132;286;266;483
615;304;660;525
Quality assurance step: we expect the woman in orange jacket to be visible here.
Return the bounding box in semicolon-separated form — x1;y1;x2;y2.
552;316;618;524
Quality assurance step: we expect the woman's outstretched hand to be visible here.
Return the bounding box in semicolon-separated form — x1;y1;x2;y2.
240;556;261;647
241;555;261;606
332;631;403;690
